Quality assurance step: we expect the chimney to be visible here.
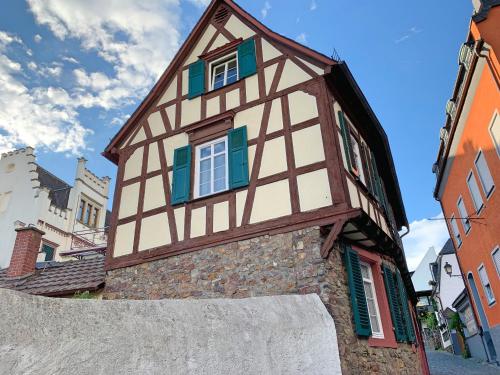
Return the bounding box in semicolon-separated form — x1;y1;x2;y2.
7;226;45;278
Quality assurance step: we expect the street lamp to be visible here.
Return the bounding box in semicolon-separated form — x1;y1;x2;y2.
444;262;461;277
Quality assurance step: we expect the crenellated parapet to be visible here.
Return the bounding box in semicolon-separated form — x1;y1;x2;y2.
75;157;111;197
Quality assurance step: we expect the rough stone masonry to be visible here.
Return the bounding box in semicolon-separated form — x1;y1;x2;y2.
104;227;422;374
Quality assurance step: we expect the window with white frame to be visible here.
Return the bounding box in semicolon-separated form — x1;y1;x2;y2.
460;304;478;336
210;54;238;91
194;136;229;198
350;135;366;185
450;216;462;247
360;261;384;339
457;196;471;233
478;265;495;304
467;171;484;213
489;111;500;158
492;246;500;278
474;151;495;198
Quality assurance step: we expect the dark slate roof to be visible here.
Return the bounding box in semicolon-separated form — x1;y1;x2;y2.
473;0;500;22
36;165;72;209
439;239;455;255
0;257;105;296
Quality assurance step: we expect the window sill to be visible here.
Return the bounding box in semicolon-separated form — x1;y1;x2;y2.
368;336;397;349
206;77;241;95
487;299;496;307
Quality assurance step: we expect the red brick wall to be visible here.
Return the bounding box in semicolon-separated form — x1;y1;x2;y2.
7;227;45;278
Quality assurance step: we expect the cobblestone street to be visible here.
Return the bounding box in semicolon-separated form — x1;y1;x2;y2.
427;350;500;375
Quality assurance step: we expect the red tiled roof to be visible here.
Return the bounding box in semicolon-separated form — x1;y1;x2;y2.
0;257;105;297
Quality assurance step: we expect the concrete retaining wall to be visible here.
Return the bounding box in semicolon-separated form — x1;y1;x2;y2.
0;289;342;375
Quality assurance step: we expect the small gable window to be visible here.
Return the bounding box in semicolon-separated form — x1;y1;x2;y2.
210;54;238;90
188;37;256;99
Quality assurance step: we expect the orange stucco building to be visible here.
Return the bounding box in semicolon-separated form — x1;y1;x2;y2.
433;0;500;363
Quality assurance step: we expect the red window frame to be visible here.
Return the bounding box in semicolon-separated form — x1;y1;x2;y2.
354;246;398;348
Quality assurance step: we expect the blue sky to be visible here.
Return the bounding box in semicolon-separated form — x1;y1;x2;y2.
0;0;473;269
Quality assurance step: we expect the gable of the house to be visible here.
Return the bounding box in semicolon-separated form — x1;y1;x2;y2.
104;0;350;268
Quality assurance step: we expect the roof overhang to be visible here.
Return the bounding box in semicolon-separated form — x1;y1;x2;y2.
325;62;408;230
472;0;500;23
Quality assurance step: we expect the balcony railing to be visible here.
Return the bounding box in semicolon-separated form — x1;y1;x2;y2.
59;227;108;259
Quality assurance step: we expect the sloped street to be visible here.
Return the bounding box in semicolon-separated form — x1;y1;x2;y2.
427;350;500;375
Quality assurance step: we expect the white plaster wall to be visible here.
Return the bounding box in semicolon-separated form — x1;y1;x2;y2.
124;147;143;181
250;179;291;223
114;221;135;257
191;207;206;238
224;15;255;39
439;253;466;310
288;91;318;125
277;60;312;92
139;212;171;251
292;124;325;167
297;169;332;211
234;104;264;140
213;201;229;233
259;137;287;178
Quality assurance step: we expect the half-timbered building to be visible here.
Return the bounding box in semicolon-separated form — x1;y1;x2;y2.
102;0;428;373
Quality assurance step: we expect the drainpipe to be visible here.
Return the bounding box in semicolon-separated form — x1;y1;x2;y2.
400;225;410;239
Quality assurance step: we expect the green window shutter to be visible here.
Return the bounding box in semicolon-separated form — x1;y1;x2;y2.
228;126;249;189
171;145;192;205
237;38;257;79
369;150;386;210
188;60;205;99
42;244;54;261
344;245;372;337
396;271;416;342
338;111;356;174
382;264;407;342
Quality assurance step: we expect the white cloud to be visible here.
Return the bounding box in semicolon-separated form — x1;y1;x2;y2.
0;1;193;155
61;55;78;64
310;0;317;11
395;26;422;44
34;34;42;43
296;32;307;44
187;0;210;7
28;0;182;111
261;1;271;19
402;213;450;271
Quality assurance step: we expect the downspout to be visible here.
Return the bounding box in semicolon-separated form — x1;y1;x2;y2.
400;225;410;239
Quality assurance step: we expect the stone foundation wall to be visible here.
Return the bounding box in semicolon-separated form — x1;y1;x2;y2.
104;226;422;374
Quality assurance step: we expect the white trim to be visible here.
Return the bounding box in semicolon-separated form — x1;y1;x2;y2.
194;136;229;199
360;261;384;339
450;214;462;248
491;245;500;278
488;109;500;158
457;195;471;235
208;52;238;91
466;170;484;214
477;263;496;305
474;149;495;200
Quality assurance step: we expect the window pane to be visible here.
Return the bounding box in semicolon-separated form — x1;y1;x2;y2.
457;198;471;232
200;146;211;159
489;112;500;157
493;249;500;277
200;183;211;196
214;178;225;192
467;173;483;212
214;141;226;154
213;72;225;89
226;66;238;84
451;218;462;246
200;158;211;171
475;152;495;196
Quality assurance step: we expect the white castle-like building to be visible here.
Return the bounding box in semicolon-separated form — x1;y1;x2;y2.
0;147;111;268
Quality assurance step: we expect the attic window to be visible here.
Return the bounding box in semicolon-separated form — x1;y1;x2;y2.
210;54;238;90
